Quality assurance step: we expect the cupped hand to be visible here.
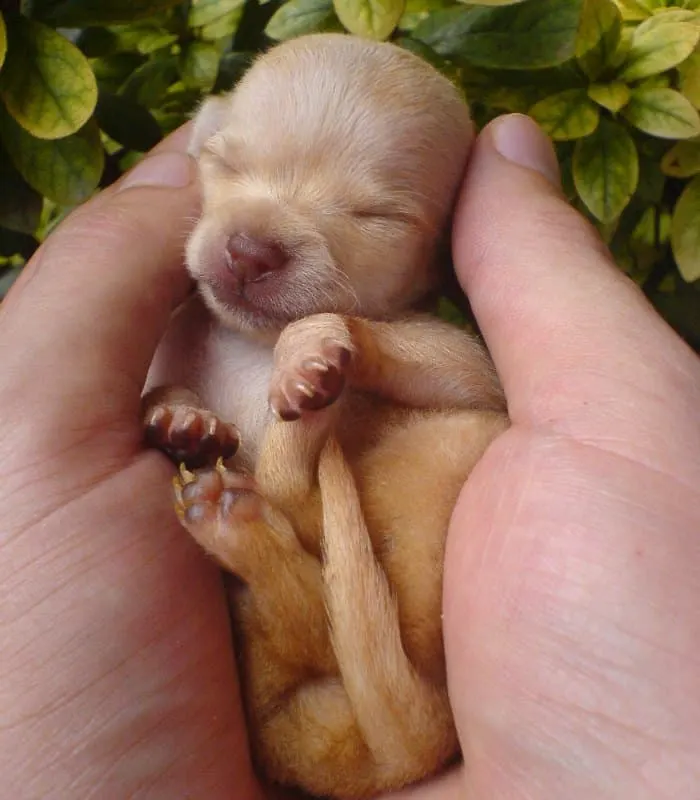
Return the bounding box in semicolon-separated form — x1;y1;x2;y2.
2;112;700;800
439;114;700;800
0;128;262;799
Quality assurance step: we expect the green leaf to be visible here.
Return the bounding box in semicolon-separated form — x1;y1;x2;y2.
636;8;700;29
266;0;337;39
111;24;179;55
91;53;147;92
619;22;700;81
679;49;700;109
0;13;7;73
397;0;453;32
0;146;43;234
575;0;622;80
28;0;184;26
94;91;162;152
671;174;700;281
529;89;600;141
623;87;700;139
199;9;244;40
612;0;654;20
636;154;665;203
0;107;104;205
588;80;631;111
413;0;584;70
333;0;405;39
661;139;700;177
188;0;247;28
0;17;97;140
119;55;179;108
573;118;639;222
180;41;220;91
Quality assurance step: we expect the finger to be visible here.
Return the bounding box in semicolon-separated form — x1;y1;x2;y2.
0;123;200;409
452;114;700;442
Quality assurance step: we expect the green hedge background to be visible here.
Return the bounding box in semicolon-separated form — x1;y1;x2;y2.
0;0;698;350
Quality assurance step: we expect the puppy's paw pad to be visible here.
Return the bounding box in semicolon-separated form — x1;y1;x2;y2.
144;404;239;468
270;339;352;421
174;462;260;528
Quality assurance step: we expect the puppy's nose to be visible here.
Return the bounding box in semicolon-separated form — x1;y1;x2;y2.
225;234;288;284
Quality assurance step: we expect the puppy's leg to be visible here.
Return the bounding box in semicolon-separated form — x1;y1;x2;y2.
318;439;458;771
269;312;506;418
173;461;325;638
256;438;458;798
142;385;240;468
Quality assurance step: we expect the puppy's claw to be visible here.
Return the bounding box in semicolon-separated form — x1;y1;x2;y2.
179;463;196;483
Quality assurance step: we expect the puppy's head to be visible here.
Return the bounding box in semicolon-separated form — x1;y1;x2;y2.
186;33;473;333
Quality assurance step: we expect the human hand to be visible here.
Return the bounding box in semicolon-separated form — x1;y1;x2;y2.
437;114;700;800
0;128;263;799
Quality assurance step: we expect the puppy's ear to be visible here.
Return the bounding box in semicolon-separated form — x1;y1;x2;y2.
188;95;230;157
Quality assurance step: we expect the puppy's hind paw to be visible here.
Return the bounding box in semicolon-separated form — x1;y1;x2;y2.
173;460;260;532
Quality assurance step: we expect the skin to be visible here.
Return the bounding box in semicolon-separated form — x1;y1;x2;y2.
0;113;698;800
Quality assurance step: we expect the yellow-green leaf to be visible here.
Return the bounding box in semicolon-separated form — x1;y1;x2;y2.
458;0;528;4
0;13;6;73
661;139;700;177
612;0;654;20
576;0;622;79
588;80;631;112
671;174;700;281
0;108;104;206
529;89;600;141
200;9;244;40
637;8;700;29
573;118;639;222
619;21;700;81
679;49;700;108
188;0;246;28
180;42;220;91
0;18;97;140
333;0;405;39
623;87;700;139
266;0;337;40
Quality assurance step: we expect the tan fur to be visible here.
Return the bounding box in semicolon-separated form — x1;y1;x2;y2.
144;34;509;798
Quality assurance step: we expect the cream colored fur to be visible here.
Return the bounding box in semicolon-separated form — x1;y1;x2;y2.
143;33;509;799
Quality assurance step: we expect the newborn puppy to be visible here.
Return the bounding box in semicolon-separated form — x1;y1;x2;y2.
143;33;509;798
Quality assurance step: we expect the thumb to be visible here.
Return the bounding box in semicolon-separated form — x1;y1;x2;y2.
0;125;199;414
452;114;699;444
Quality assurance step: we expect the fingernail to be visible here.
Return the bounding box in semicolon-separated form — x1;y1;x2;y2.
118;151;196;191
490;114;561;187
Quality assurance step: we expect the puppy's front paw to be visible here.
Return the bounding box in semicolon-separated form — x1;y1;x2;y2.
270;315;354;421
270;340;351;421
144;404;239;469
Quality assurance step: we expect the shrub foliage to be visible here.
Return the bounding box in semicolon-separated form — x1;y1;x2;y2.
0;0;698;347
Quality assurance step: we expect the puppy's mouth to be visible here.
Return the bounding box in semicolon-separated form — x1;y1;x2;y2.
202;274;299;327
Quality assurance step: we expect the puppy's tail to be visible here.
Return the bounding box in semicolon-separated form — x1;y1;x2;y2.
317;437;458;788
